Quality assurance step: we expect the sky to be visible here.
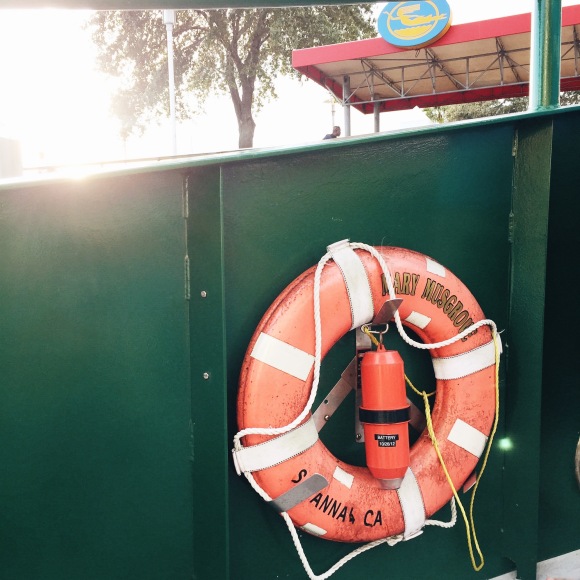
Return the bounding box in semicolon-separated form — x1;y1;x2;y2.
0;0;574;170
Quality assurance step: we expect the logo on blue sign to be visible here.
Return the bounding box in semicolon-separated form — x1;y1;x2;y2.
377;1;452;49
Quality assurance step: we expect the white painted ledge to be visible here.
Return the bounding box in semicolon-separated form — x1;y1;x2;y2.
488;549;580;580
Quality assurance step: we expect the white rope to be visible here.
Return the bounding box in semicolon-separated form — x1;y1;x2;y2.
233;241;498;580
232;252;332;451
426;498;458;528
234;248;403;580
281;512;402;580
349;243;498;346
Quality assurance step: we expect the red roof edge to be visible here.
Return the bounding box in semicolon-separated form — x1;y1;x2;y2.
292;4;580;69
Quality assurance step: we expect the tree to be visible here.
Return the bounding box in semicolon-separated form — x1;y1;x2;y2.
88;8;375;149
425;92;580;123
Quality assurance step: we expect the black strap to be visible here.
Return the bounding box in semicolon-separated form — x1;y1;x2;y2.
359;407;410;424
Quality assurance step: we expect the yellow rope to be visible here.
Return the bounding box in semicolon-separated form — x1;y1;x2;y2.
362;326;436;397
361;325;381;348
407;331;501;572
405;375;435;398
362;324;501;570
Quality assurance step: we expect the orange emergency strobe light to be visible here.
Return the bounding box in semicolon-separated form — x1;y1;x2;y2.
359;345;410;490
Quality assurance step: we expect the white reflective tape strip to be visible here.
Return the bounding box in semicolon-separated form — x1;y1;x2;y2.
327;240;374;329
333;466;354;489
433;340;497;380
396;468;426;540
301;522;327;536
232;418;318;474
250;332;314;381
447;418;488;458
404;311;432;330
426;258;446;277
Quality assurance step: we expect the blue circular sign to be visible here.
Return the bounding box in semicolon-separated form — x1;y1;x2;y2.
377;0;452;49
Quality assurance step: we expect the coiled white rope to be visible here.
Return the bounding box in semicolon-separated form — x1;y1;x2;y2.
233;242;497;579
349;243;498;346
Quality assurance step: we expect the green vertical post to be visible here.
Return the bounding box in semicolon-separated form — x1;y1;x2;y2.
187;167;230;580
529;0;562;110
502;118;553;580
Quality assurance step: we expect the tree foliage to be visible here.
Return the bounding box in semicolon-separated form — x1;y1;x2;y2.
425;92;580;123
88;8;375;148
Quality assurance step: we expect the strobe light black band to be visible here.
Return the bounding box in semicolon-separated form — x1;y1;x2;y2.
359;407;410;425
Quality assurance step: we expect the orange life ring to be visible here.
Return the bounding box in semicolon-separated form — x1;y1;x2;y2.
234;244;497;543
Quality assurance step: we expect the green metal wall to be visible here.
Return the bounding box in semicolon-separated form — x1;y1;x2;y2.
538;111;580;562
0;171;193;579
217;120;513;580
0;108;578;579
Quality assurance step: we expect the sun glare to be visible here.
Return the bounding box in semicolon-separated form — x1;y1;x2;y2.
0;10;125;170
5;0;575;175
